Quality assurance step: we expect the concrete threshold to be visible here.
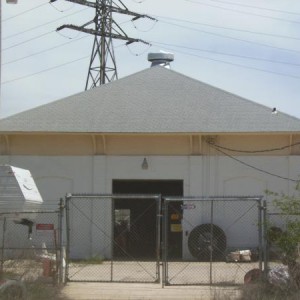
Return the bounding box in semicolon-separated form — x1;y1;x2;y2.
60;282;241;300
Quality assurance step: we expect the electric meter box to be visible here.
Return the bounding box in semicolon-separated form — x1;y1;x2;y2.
0;165;43;219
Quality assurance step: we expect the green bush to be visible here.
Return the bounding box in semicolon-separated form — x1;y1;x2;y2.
266;187;300;263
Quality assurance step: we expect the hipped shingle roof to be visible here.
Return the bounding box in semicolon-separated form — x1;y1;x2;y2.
1;67;300;133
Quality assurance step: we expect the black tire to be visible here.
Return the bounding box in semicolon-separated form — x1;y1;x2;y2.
188;224;226;261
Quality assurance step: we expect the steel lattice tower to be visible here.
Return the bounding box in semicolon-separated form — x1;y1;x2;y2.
52;0;153;90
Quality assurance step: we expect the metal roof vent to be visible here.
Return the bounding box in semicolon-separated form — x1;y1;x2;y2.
148;52;174;69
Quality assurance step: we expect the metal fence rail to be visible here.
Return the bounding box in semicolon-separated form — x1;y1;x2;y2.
65;194;161;283
163;196;264;286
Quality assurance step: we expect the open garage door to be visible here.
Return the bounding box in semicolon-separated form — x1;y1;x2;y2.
113;180;184;259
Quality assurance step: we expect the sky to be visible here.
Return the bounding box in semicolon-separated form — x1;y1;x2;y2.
1;0;300;119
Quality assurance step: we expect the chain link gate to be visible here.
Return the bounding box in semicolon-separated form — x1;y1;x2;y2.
64;194;266;286
162;196;265;286
65;194;161;283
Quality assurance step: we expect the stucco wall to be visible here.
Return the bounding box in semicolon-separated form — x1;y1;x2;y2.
0;154;299;259
1;134;299;156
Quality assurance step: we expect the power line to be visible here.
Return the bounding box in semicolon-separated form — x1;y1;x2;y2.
158;19;300;55
207;143;299;183
1;44;126;85
2;2;49;22
152;41;300;67
2;2;300;83
3;7;89;41
4;6;300;62
151;44;300;80
4;33;300;71
2;31;55;52
1;55;90;85
184;0;300;25
5;18;300;58
49;0;76;12
154;14;300;41
2;35;90;66
209;0;300;16
4;40;300;85
5;7;300;43
2;20;131;66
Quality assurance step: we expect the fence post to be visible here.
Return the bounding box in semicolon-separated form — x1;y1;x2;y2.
162;200;168;287
58;198;64;285
209;199;214;285
111;197;114;282
0;218;6;277
257;198;263;272
262;200;268;278
65;194;71;283
156;195;162;284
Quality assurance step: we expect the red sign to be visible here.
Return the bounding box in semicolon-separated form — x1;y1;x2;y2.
36;224;54;230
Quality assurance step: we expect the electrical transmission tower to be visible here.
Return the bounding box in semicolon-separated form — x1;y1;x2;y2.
51;0;154;90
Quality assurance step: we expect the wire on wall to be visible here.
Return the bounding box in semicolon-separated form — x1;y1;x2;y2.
206;141;299;183
206;139;300;153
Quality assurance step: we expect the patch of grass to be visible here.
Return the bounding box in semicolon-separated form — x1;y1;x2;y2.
212;288;240;300
26;282;63;300
0;271;19;280
0;281;64;300
239;282;300;300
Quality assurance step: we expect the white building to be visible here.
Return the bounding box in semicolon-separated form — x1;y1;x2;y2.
1;57;300;259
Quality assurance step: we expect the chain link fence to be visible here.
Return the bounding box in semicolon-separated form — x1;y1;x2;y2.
163;196;264;286
0;209;63;287
65;194;161;283
65;194;266;286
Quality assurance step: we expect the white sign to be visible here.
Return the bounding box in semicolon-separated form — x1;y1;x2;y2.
181;204;196;210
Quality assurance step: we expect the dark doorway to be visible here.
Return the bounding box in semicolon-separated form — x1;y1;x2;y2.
112;180;183;259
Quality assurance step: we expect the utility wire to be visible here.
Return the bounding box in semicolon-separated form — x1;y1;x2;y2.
151;44;300;80
3;39;300;84
3;41;300;84
152;41;300;67
4;35;300;70
3;23;300;75
206;140;300;154
5;9;300;42
2;36;90;66
184;0;300;25
2;7;300;82
1;55;90;85
158;19;300;55
209;0;300;16
4;9;300;63
2;20;130;66
2;31;55;52
154;14;300;41
5;19;300;57
3;2;49;22
1;44;126;85
3;8;89;41
207;143;299;183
